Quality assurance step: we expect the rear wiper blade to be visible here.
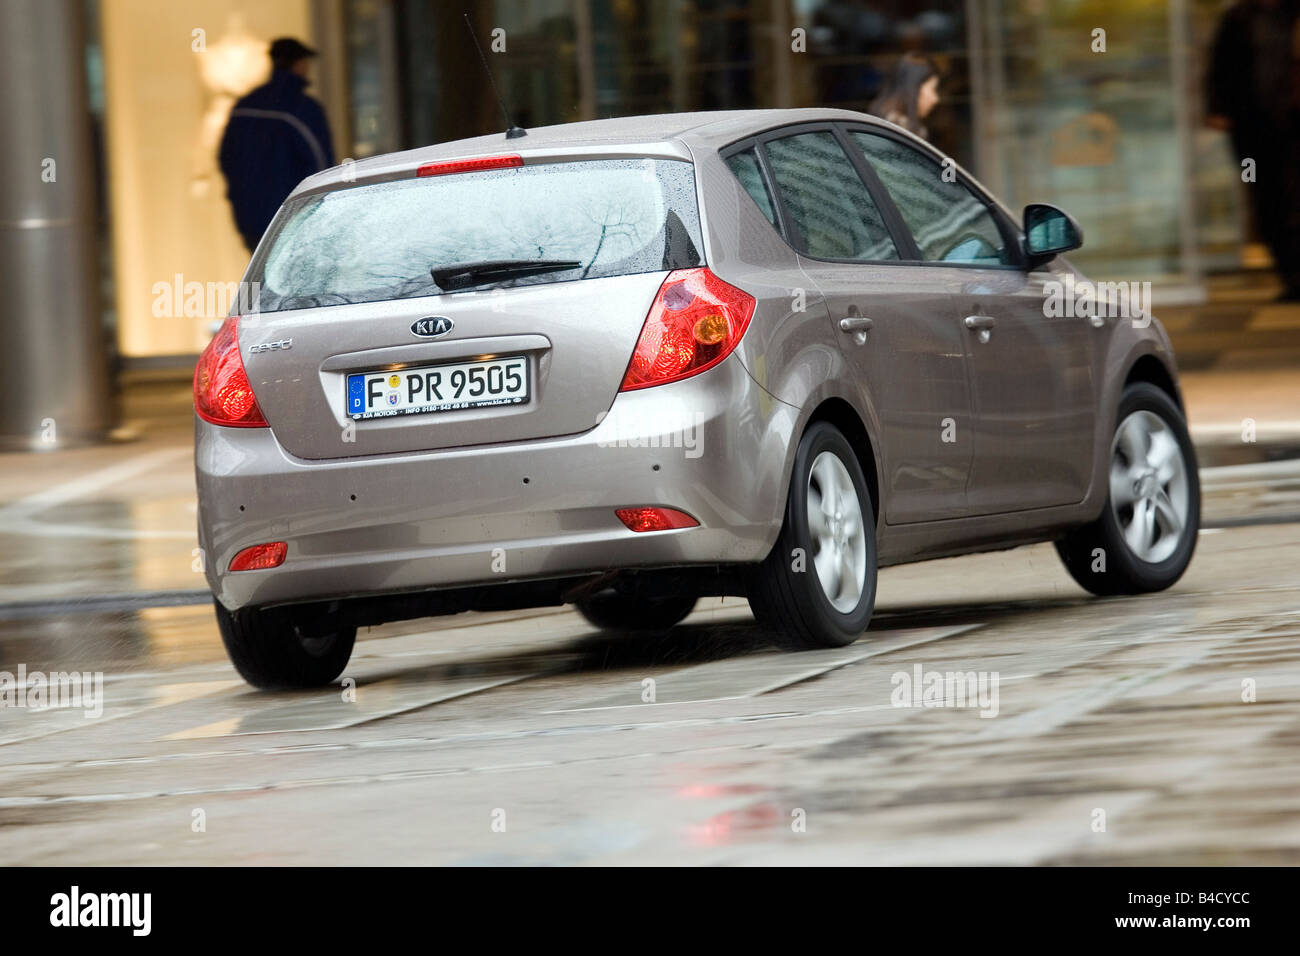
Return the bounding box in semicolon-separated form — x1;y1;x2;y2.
430;259;582;291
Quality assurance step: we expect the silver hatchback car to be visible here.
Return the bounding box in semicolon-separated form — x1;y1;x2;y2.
195;108;1199;688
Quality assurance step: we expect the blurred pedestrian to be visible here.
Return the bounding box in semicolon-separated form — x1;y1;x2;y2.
219;37;335;253
869;53;941;140
1205;0;1300;301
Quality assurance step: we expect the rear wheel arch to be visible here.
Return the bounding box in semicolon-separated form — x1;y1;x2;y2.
749;418;879;648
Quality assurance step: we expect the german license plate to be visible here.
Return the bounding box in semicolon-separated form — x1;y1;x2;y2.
346;355;529;419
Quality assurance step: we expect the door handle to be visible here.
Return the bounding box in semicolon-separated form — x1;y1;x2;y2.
839;316;874;333
963;314;996;331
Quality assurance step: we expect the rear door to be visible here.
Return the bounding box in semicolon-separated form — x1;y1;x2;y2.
733;126;975;524
843;127;1097;515
237;156;705;461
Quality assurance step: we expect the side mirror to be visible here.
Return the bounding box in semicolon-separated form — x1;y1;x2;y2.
1023;203;1083;266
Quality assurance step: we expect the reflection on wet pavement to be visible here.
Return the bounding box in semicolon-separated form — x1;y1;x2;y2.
0;496;198;605
0;678;240;746
0;605;224;672
550;625;978;711
167;672;536;739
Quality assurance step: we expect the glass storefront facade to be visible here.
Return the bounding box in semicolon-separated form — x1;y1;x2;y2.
345;1;980;167
77;0;1253;359
342;0;1243;297
971;0;1243;294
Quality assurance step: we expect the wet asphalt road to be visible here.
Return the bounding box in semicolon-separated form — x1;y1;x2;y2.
2;519;1299;865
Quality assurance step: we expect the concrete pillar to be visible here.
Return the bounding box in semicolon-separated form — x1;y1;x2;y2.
0;0;112;450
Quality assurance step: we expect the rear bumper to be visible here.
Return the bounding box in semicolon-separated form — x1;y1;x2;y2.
197;354;795;611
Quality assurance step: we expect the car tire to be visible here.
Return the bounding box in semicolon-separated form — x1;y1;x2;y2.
213;598;356;689
575;590;697;631
1055;382;1200;596
748;421;877;649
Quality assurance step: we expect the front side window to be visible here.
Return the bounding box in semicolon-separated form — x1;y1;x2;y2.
247;158;704;313
849;130;1015;267
761;131;899;262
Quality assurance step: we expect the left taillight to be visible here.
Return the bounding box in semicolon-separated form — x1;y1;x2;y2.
619;267;756;391
229;541;287;572
194;316;268;428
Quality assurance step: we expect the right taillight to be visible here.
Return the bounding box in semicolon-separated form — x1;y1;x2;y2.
194;316;268;427
619;267;756;391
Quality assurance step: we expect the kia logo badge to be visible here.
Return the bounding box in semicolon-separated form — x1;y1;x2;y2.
411;316;454;338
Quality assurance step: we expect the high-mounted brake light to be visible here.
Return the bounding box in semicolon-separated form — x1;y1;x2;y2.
194;316;268;428
416;154;523;177
620;268;756;391
229;541;287;572
616;507;699;533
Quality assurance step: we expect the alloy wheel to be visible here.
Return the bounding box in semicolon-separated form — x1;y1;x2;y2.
806;450;868;612
1109;410;1190;564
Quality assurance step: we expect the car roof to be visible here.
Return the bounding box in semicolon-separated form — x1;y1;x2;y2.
292;108;903;198
410;107;882;151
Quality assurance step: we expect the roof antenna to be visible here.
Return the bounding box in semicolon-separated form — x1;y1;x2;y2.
463;12;527;140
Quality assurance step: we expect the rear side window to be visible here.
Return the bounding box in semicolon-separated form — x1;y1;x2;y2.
761;132;898;262
848;131;1015;267
248;158;704;313
724;149;777;226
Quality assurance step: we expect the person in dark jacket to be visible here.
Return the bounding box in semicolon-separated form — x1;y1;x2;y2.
219;37;335;252
1205;0;1300;301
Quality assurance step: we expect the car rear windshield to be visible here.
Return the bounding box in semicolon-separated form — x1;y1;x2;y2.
245;157;705;313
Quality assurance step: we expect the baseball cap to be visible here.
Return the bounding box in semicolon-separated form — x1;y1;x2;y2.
269;37;318;65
